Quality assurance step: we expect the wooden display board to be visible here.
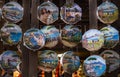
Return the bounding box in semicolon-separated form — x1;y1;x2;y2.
0;0;119;77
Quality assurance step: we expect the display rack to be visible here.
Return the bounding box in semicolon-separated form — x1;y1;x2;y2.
0;0;119;77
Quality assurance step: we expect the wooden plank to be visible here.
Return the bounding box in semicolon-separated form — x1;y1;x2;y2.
89;0;98;29
31;0;39;27
89;0;98;55
28;51;38;77
0;0;5;52
21;0;31;77
28;0;39;77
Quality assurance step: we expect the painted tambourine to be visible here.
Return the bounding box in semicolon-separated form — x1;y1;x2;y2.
61;25;82;48
60;51;80;74
0;50;21;72
16;61;22;73
37;0;59;25
83;55;106;77
41;26;60;48
23;28;45;51
60;0;82;24
97;0;119;24
2;1;24;23
0;23;22;45
100;25;119;49
38;50;58;72
100;50;120;73
82;29;104;51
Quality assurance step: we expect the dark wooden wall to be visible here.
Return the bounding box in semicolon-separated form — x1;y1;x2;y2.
0;0;119;77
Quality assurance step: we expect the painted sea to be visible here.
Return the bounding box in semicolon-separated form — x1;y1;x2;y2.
61;25;82;48
23;28;45;50
61;51;80;74
60;3;82;24
0;50;21;71
41;26;59;48
0;23;22;45
83;55;106;77
100;26;119;48
97;1;119;24
82;29;104;51
100;50;120;73
2;1;23;23
38;50;58;72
